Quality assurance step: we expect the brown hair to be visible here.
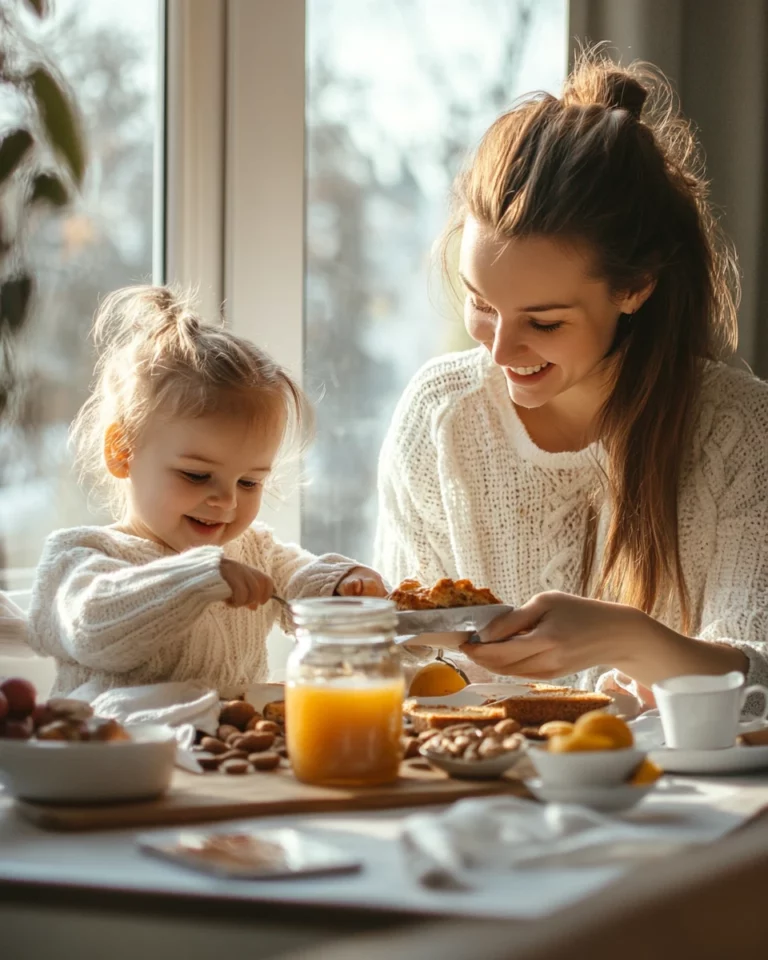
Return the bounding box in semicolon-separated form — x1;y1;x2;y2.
71;284;314;516
444;48;739;630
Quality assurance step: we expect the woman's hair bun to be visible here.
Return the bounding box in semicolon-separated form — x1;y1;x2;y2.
562;57;648;121
604;71;647;120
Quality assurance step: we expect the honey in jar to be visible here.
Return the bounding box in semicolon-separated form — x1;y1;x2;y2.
285;598;404;787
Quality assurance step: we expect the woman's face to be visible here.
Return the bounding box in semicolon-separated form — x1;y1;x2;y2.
459;217;647;411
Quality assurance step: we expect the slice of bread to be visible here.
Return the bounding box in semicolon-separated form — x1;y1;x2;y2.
403;683;613;731
495;683;613;725
403;699;509;732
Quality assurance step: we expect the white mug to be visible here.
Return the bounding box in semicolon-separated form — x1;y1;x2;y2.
652;672;768;750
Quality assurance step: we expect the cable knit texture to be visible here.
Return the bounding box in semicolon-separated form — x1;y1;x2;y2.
375;347;768;692
28;524;357;698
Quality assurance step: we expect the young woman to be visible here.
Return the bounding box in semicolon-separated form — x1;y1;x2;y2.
375;52;768;703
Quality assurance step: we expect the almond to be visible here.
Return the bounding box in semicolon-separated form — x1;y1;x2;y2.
221;758;251;775
219;700;257;731
254;720;280;735
231;731;275;753
249;751;280;770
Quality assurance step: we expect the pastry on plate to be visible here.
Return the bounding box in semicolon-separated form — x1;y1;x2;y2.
389;577;502;611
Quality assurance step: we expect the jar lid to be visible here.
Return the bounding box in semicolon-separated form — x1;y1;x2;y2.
290;597;397;635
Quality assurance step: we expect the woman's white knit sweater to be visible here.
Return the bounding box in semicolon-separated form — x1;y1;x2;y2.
28;524;356;698
374;348;768;692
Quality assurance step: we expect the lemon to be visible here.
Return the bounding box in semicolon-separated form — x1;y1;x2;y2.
574;711;634;749
408;661;468;698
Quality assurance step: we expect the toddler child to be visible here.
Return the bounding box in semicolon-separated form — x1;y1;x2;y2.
28;285;385;697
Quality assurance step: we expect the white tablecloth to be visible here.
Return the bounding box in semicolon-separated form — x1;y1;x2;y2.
2;771;767;920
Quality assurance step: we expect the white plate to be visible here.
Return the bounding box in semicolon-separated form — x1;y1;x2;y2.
395;604;514;639
525;778;656;812
407;682;531;709
420;743;527;780
649;743;768;774
0;723;176;803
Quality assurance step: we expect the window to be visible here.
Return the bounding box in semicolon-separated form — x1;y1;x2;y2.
302;0;568;564
0;0;162;588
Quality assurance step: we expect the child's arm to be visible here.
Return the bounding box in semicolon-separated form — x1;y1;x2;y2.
28;529;231;672
240;525;385;631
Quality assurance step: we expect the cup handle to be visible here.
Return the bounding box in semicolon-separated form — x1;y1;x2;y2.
742;684;768;720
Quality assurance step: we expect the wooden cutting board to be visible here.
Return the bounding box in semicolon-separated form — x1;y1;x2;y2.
15;758;533;832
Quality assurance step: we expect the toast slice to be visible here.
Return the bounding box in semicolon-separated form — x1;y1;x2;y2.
493;683;613;726
403;683;613;731
403;699;510;731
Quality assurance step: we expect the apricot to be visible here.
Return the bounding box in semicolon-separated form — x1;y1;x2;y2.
548;732;615;753
408;661;467;698
574;711;634;749
629;757;663;785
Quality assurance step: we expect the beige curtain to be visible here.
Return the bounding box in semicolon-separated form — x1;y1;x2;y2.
569;0;768;374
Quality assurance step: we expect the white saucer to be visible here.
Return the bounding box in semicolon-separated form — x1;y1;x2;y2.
525;778;655;812
649;744;768;775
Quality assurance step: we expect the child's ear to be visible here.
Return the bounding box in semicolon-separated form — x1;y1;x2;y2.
104;423;131;479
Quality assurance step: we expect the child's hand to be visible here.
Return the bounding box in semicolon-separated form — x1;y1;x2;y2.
220;558;275;609
335;566;389;598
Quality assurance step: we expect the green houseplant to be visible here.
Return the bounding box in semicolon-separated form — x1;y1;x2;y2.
0;0;85;416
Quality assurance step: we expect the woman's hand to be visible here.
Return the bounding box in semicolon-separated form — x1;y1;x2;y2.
460;590;750;687
220;557;275;609
335;566;389;598
459;591;645;680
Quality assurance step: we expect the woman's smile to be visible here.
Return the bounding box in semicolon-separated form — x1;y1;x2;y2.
504;361;553;385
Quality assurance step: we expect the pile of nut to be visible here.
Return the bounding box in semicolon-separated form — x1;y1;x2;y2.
192;698;287;775
410;718;524;761
0;676;130;743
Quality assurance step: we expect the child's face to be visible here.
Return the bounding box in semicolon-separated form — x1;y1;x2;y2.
120;409;285;553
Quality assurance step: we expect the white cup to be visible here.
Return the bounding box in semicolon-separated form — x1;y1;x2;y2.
652;672;768;750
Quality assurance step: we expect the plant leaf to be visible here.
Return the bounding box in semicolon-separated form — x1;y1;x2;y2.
29;67;86;186
24;0;48;16
0;275;34;334
29;172;69;207
0;130;34;184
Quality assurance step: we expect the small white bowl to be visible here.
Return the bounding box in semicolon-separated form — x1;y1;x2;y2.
420;743;526;780
0;723;177;803
528;744;645;787
525;777;656;812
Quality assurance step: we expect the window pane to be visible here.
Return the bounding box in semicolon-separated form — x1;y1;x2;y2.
303;0;568;564
0;0;161;587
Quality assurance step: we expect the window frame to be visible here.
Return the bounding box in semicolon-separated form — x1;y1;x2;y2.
222;0;307;546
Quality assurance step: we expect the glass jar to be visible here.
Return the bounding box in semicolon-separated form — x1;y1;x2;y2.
285;597;404;787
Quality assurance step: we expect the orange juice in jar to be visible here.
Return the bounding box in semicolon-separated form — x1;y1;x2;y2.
286;598;404;787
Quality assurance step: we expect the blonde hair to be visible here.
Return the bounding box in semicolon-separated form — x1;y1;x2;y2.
442;47;739;631
71;284;314;516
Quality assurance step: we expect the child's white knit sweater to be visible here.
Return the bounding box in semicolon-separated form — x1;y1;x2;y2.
28;524;356;698
375;348;768;692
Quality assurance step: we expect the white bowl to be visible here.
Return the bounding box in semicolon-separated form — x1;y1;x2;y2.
528;744;645;787
420;743;526;780
525;778;657;812
0;723;177;803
